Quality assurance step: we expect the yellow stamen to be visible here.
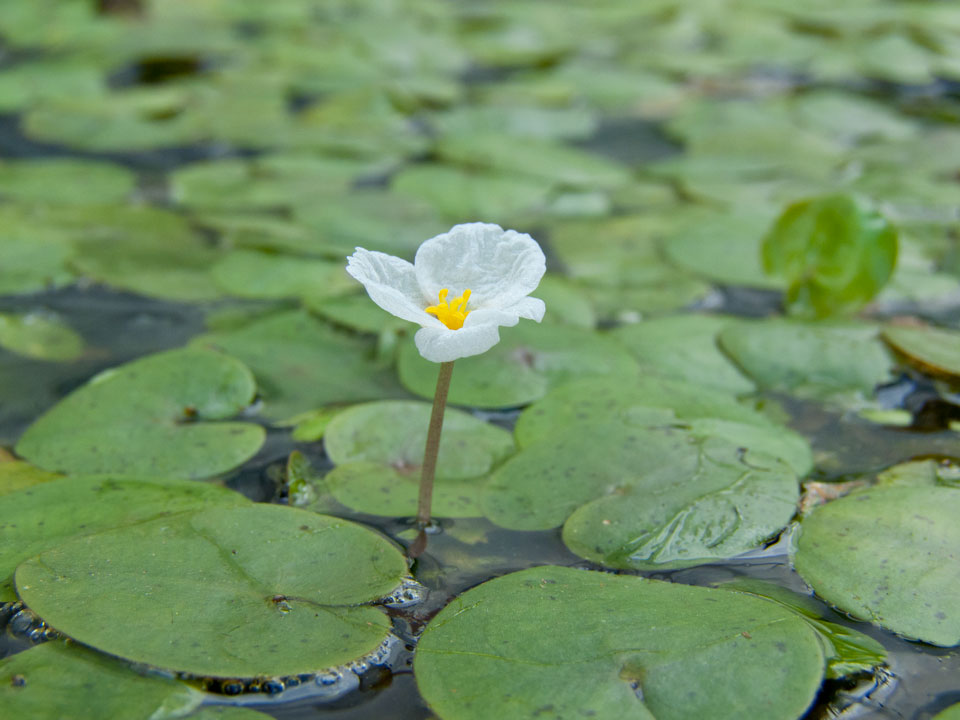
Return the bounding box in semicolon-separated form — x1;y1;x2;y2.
425;288;471;330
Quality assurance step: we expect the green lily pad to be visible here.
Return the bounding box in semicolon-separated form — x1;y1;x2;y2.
0;59;105;113
192;310;407;420
0;235;74;295
611;314;755;395
71;232;223;302
397;323;638;409
292;189;448;261
882;324;960;379
211;250;354;301
415;566;825;720
793;485;960;646
659;209;784;290
0;642;203;720
304;292;406;335
23;87;203;151
169;155;377;212
0;475;248;591
16;505;408;677
15;348;264;478
935;704;960;720
436;133;630;190
324;401;514;480
0;461;61;496
0;159;135;206
762;194;898;319
514;375;772;448
719;319;894;402
392;164;551;222
558;431;798;569
715;578;887;679
877;459;960;489
487;421;798;558
0;312;84;361
314;400;514;518
316;463;490;519
534;275;596;328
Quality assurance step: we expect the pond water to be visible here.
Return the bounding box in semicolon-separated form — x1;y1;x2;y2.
2;1;960;720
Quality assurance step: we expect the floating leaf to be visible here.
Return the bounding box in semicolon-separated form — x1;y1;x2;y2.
794;485;960;646
716;578;887;679
762;194;898;318
660;209;784;290
16;505;408;677
317;463;490;519
514;375;771;448
611;314;755;395
397;323;638;409
315;400;514;517
324;401;514;480
415;566;824;720
559;433;797;570
719;319;894;402
169;155;376;212
0;235;74;295
0;643;202;720
0;159;134;206
193;310;407;420
935;704;960;720
392;164;550;222
0;461;61;497
486;420;799;565
16;348;264;478
0;312;84;361
211;250;353;301
436;133;630;190
882;324;960;379
0;475;248;591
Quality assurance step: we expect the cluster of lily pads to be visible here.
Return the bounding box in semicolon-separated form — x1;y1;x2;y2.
2;0;960;719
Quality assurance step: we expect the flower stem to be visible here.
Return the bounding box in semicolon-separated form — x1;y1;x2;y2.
417;361;454;527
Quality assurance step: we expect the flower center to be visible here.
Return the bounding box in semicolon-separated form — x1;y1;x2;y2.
425;288;471;330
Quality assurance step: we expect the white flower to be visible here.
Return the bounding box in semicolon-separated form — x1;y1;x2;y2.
346;222;546;363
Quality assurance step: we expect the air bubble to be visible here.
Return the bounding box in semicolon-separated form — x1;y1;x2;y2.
315;670;343;686
381;577;427;608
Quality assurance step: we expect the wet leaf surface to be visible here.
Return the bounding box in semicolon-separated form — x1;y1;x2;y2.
416;566;825;720
0;642;203;720
16;348;264;477
794;485;960;646
16;505;408;677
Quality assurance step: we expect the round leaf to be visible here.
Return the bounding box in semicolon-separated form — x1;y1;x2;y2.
193;310;407;420
611;314;755;395
15;348;265;478
324;400;515;480
882;324;960;379
415;566;825;720
16;504;409;678
398;323;638;409
794;485;960;646
0;475;248;590
0;642;202;720
719;319;894;401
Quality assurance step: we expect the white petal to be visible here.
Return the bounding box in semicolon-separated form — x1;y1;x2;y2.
502;296;546;322
414;321;504;362
414;223;546;311
346;248;442;328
